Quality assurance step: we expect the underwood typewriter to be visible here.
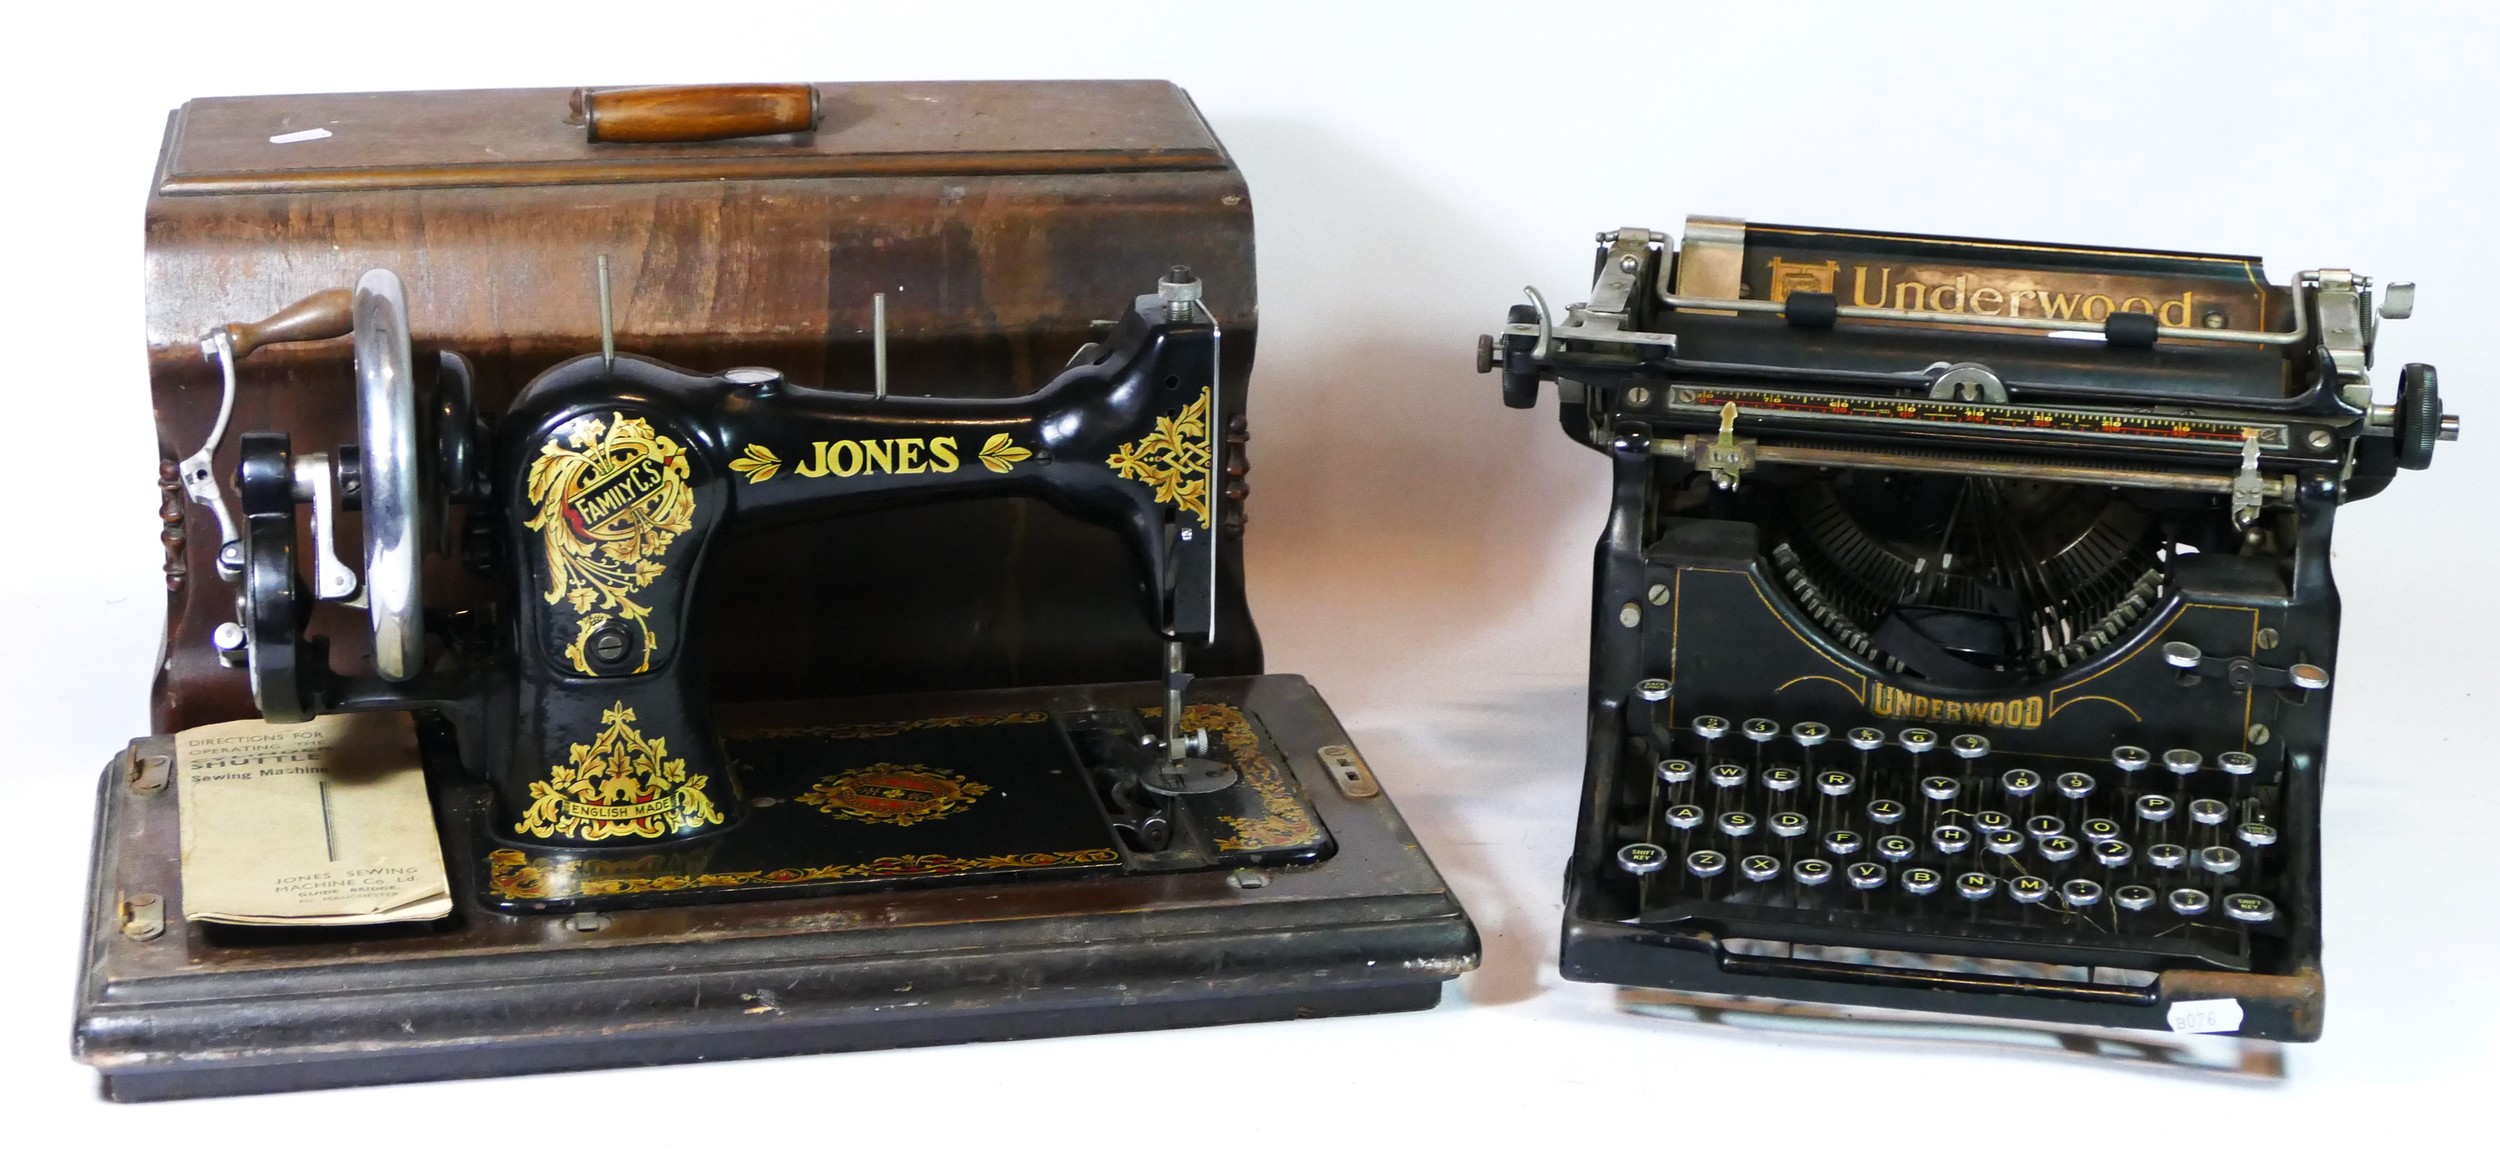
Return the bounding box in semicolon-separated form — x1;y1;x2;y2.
1481;216;2457;1040
74;80;1475;1100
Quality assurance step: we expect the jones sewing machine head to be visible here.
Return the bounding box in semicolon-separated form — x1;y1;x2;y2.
190;265;1240;843
1483;216;2459;1040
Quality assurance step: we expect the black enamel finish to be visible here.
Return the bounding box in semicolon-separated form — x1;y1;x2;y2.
1485;223;2441;1041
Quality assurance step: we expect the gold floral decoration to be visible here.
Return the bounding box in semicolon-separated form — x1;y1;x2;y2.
488;848;1122;901
1105;387;1212;520
796;763;990;826
728;444;781;484
514;702;724;841
978;432;1033;474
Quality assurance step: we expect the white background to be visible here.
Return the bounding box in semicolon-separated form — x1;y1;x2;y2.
2;0;2493;1144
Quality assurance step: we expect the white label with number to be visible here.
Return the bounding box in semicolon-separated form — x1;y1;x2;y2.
2166;998;2245;1034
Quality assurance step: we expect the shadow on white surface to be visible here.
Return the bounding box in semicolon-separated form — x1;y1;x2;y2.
1616;989;2288;1083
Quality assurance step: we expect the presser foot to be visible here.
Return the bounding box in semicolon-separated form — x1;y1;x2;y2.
1138;755;1239;796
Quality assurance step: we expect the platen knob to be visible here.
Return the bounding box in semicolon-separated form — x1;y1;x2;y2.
2394;363;2449;470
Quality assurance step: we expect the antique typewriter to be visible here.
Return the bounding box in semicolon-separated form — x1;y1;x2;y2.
1481;217;2458;1040
73;81;1476;1099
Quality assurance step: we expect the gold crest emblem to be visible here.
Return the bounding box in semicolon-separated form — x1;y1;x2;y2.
524;412;698;674
796;764;989;827
515;702;725;841
1106;387;1212;520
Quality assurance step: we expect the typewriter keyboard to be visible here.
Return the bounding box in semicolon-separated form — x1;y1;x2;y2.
1616;717;2289;971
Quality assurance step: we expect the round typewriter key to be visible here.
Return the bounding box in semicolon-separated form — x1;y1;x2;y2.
2198;845;2243;875
2061;879;2104;908
1932;825;1973;854
1637;678;1671;702
2148;843;2188;870
2025;815;2065;840
1867;799;1907;825
1658;758;1698;784
1717;811;1758;838
2093;840;2134;869
1710;763;1749;790
2039;835;2081;863
1817;770;1856;798
2000;768;2042;799
2111;745;2152;773
2056;772;2097;800
1617;843;1669;874
2010;875;2051;904
1692;716;1732;741
2217;750;2258;777
1740;854;1784;883
2136;795;2176;823
1791;721;1831;747
2237;822;2279;847
2189;799;2230;827
2081;818;2122;843
2163;748;2203;779
2114;884;2157;911
1876;834;1917;862
2224;893;2277;923
1920;776;1961;802
1986;830;2025;856
1899;728;1939;754
1974;810;2013;833
1762;766;1802;795
1686;849;1729;878
1848;862;1888;890
1824;829;1865;857
1902;867;1943;896
1742;718;1781;744
1770;811;1809;839
1666;804;1706;831
1793;858;1835;886
2168;888;2212;916
1950;733;1991;761
1956;871;1998;901
1847;727;1885;752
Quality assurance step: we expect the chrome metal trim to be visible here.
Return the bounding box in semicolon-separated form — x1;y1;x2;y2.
353;269;424;682
1652;436;2288;501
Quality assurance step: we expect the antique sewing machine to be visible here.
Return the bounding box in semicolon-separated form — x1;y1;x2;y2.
1481;217;2458;1040
74;80;1476;1100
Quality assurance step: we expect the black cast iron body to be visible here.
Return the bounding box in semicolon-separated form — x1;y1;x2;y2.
244;290;1221;850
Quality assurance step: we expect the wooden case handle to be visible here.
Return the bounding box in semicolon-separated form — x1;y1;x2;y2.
218;287;354;359
571;83;821;143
